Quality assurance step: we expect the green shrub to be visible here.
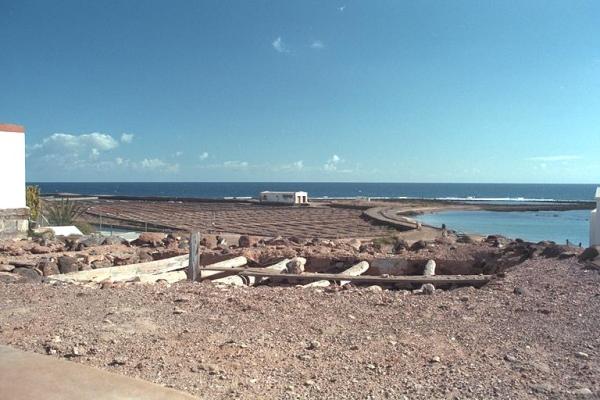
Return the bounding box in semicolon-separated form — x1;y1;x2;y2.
26;185;41;222
44;198;84;225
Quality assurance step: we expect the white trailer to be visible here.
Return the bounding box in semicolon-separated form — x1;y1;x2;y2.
591;188;600;246
259;191;308;205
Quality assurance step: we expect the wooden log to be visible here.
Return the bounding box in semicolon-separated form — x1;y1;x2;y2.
188;232;201;281
301;260;369;288
339;261;369;286
47;255;247;286
47;255;189;284
302;280;331;288
423;260;436;276
200;266;492;286
199;256;247;279
253;258;290;285
137;270;187;284
212;275;245;286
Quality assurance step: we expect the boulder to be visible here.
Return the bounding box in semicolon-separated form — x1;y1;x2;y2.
30;245;52;254
137;248;154;263
347;239;362;251
393;239;409;253
286;257;306;274
541;244;565;258
151;249;184;260
457;235;479;244
36;260;59;276
266;236;288;246
238;235;258;248
288;236;303;244
579;246;600;262
77;235;105;249
110;252;139;266
13;267;42;282
200;236;218;249
57;256;80;274
91;259;113;269
410;240;428;251
103;235;128;246
132;232;167;247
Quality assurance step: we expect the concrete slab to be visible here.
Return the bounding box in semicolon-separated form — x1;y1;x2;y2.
0;345;196;400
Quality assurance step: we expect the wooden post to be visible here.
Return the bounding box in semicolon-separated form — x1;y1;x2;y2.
188;232;201;281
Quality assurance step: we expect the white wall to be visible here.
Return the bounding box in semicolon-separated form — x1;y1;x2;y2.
0;129;26;209
591;190;600;246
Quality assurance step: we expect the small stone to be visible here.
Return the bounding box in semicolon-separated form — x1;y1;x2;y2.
366;285;383;292
422;283;435;295
504;354;517;362
367;363;376;370
430;356;441;363
575;352;589;359
173;308;186;315
513;287;529;296
0;264;15;272
304;379;316;386
110;356;127;366
307;340;321;350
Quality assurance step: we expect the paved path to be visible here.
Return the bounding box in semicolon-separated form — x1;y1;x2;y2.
0;345;196;400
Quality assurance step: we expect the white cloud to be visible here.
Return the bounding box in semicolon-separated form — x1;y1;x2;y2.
310;40;324;49
293;160;304;170
175;151;183;157
120;133;134;143
223;160;249;169
272;37;289;53
324;154;342;171
31;132;119;161
526;155;582;162
199;151;209;160
338;5;346;11
136;158;179;172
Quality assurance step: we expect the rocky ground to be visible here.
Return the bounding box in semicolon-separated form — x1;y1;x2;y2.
0;256;599;399
1;232;600;399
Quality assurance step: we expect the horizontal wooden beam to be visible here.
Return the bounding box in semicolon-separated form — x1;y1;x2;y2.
200;266;491;286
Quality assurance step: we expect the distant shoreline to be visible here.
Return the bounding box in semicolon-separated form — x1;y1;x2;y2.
42;192;595;213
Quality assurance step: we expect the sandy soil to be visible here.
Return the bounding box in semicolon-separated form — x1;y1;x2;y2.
1;255;598;399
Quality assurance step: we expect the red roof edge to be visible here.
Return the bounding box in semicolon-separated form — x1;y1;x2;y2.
0;123;25;133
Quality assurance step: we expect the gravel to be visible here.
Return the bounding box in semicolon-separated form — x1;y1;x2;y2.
0;257;599;399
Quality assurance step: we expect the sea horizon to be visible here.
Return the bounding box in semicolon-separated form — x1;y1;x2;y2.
29;181;600;202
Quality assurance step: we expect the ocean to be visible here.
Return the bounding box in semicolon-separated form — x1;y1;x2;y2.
417;209;590;246
29;182;599;202
30;182;598;245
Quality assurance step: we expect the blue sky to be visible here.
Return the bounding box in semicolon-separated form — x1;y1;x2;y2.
1;0;599;183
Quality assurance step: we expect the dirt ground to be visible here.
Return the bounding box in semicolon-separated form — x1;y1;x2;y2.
1;256;598;399
81;200;396;239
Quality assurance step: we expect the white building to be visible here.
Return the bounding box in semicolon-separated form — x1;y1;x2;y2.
259;191;309;205
591;187;600;247
0;123;29;238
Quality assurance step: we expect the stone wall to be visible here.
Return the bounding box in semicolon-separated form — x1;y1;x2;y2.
0;208;29;239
